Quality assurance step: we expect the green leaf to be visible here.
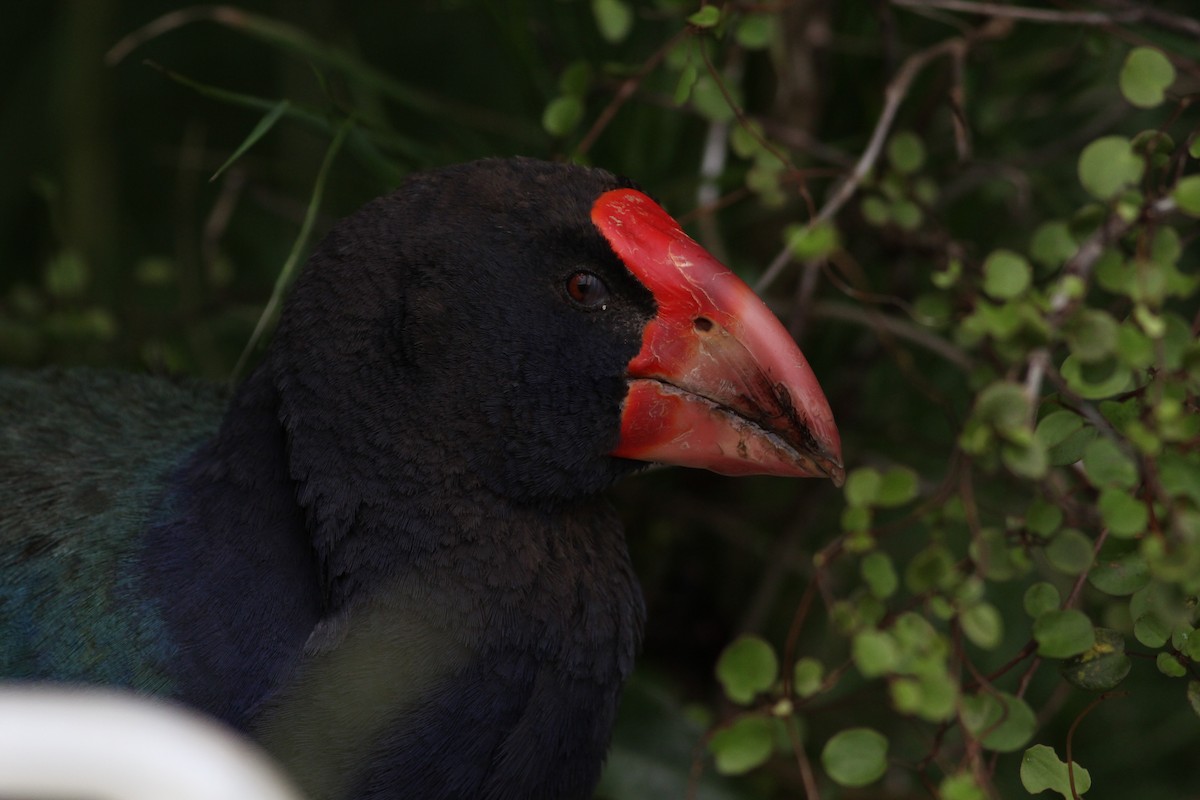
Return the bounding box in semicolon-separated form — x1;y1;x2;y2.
786;221;840;261
558;61;592;97
853;629;899;677
1030;221;1076;270
735;14;774;49
1035;411;1084;449
841;505;872;533
44;249;89;299
1098;488;1148;538
1116;321;1155;368
821;728;888;787
907;544;959;592
962;692;1036;752
961;602;1003;650
672;63;698;106
1188;682;1200;720
932;258;961;289
592;0;633;42
1024;582;1061;618
1027;498;1063;537
1066;309;1118;363
716;635;779;704
1088;545;1149;595
709;715;774;774
1046;529;1095;575
844;467;882;507
211;98;289;181
1002;439;1048;479
1082;438;1138;489
891;199;923;231
687;5;721;27
793;657;824;698
1033;609;1095;658
861;195;890;226
1173;174;1200;218
969;529;1030;582
1060;628;1131;691
689;75;735;122
1078;136;1144;199
862;552;898;599
1061;354;1132;400
877;467;919;507
941;771;987;800
888;131;925;174
1120;46;1176;109
1020;744;1092;799
542;95;583;136
1133;611;1171;648
973;381;1029;434
982;249;1031;300
1157;651;1187;678
1048;426;1098;466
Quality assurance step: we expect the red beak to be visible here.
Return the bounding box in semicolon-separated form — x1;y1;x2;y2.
592;189;844;485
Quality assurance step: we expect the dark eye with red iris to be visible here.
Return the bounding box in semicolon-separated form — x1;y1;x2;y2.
566;271;610;309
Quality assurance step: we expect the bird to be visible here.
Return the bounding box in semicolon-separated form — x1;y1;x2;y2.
0;157;842;800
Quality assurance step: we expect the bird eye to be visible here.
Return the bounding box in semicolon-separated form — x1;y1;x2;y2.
566;271;610;309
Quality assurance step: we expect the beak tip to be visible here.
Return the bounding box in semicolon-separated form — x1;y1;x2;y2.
828;462;846;488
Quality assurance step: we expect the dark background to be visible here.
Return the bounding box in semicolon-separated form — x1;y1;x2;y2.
3;2;1198;798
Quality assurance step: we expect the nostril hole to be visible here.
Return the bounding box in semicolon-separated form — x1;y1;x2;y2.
694;317;714;333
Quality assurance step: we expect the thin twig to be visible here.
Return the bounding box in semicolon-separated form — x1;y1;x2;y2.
893;0;1128;26
1049;195;1176;324
811;300;974;370
1065;692;1128;799
785;715;820;800
895;0;1200;38
575;29;688;157
756;16;1012;293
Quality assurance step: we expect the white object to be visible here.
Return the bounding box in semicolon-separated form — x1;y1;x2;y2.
0;684;304;800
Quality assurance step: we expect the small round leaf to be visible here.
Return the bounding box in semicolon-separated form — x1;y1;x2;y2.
1060;628;1131;691
877;467;919;507
1173;174;1200;218
962;692;1036;752
1098;488;1148;538
793;657;824;698
862;552;898;599
1078;136;1144;199
542;96;583;136
1033;609;1095;658
844;467;882;507
716;635;779;704
1120;46;1176;109
821;728;888;787
853;629;900;678
709;716;775;774
1082;438;1138;489
687;5;721;27
982;250;1032;300
888;131;925;174
1024;582;1061;618
961;602;1004;650
1045;529;1095;575
591;0;633;43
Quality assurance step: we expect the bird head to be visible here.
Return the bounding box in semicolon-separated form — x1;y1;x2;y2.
268;158;842;506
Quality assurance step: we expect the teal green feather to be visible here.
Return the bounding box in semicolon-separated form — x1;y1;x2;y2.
0;368;223;690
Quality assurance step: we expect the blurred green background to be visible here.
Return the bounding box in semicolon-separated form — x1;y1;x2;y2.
3;2;1199;798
